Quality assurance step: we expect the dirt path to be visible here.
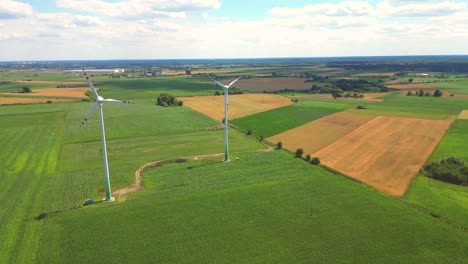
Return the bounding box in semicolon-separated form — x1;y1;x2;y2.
114;145;273;197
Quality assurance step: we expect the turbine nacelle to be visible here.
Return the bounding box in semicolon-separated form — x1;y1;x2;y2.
80;69;133;127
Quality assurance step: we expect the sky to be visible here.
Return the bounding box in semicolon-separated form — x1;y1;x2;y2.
0;0;467;60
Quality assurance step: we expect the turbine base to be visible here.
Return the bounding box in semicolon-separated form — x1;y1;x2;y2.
102;197;115;203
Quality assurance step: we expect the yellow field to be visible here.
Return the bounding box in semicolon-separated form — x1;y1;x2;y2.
179;94;292;121
0;97;73;105
267;111;376;155
352;72;395;77
386;83;434;90
1;88;89;98
315;116;451;197
458;110;468;119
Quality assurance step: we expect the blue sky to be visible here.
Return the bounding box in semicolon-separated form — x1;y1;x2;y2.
1;0;468;60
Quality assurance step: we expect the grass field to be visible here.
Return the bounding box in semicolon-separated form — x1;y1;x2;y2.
2;69;468;263
430;119;468;162
0;111;64;263
430;79;468;94
235;77;322;92
405;176;468;228
315;116;451;196
37;151;468;263
179;94;292;121
231;101;344;138
0;100;264;262
267;111;375;154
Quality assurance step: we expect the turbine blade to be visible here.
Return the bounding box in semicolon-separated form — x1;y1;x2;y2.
227;77;241;88
102;98;133;104
80;103;98;127
214;80;226;88
82;69;100;99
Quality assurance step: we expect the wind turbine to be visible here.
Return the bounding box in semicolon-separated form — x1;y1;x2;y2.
213;77;241;162
80;69;132;202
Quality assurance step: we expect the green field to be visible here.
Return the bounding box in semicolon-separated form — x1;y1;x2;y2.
38;151;468;263
405;176;468;227
2;67;468;263
0;101;263;263
231;102;343;138
430;79;468;94
431;120;468;162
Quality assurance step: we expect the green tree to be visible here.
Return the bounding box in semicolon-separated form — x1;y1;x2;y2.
310;157;320;165
295;148;304;158
276;141;282;149
305;154;311;161
433;89;443;97
21;86;31;93
408;78;414;83
406;91;413;96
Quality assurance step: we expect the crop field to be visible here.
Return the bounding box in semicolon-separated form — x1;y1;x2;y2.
0;100;264;263
385;83;435;90
430;79;468;94
231;101;343;138
1;87;89;98
315;116;451;197
458;110;468;119
290;92;391;102
2;62;468;264
38;151;468;263
179;94;292;121
0;97;74;105
405;176;468;228
430;119;468;162
235;77;322;92
267;111;376;154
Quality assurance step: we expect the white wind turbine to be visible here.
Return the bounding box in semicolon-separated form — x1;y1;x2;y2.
80;69;132;202
213;77;241;162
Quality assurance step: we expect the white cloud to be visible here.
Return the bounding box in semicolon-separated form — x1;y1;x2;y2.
0;0;33;19
56;0;219;19
269;1;374;17
377;0;466;17
36;13;106;28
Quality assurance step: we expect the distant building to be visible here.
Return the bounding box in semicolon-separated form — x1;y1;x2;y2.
420;73;429;77
113;68;125;73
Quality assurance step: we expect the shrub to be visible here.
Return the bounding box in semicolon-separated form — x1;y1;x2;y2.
21;86;31;93
295;148;304;158
356;105;366;109
423;157;468;186
310;157;320;165
156;93;183;107
214;90;221;96
305;154;311;161
276;141;282;149
46;100;53;104
259;136;264;141
433;89;443;97
406;91;414;96
246;130;252;135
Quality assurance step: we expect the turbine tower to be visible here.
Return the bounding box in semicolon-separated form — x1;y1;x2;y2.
213;77;241;162
81;69;132;202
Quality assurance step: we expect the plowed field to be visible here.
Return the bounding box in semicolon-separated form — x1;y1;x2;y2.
1;88;88;98
0;97;73;105
315;116;451;197
386;83;434;90
179;94;292;121
267;111;375;154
